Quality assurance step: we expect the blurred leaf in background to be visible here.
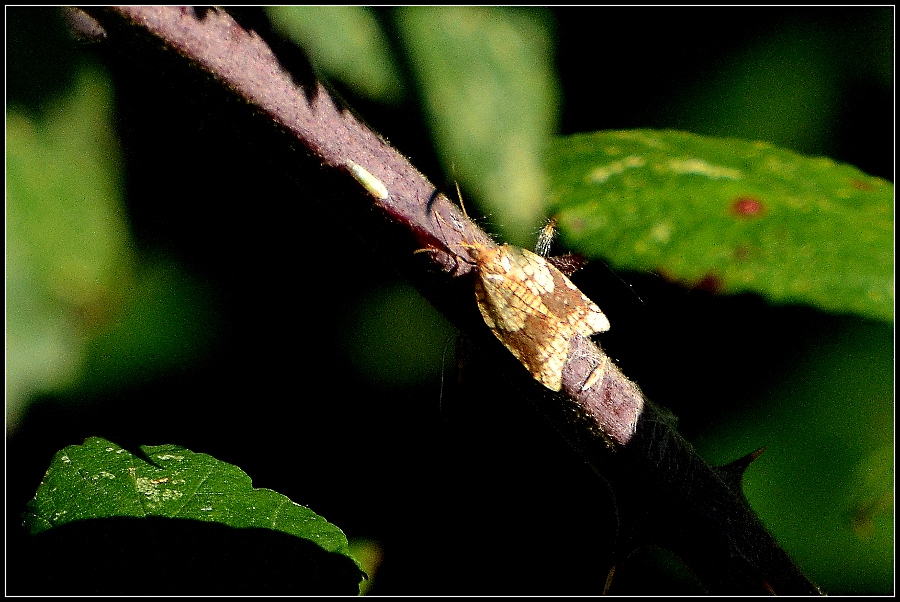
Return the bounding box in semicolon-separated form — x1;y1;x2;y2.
343;283;455;390
267;6;404;104
675;25;840;153
694;317;893;594
271;6;560;245
6;7;893;595
396;7;559;246
671;10;893;158
6;15;221;433
7;65;132;431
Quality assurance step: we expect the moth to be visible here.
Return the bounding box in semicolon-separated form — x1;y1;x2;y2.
463;238;610;391
431;187;610;391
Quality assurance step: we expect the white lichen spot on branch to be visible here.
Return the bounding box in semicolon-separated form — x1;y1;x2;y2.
347;159;389;200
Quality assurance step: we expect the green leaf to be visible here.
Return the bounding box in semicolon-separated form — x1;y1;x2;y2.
695;317;893;594
7;64;129;316
397;7;559;245
548;130;893;322
6;64;133;430
267;6;403;103
23;437;364;594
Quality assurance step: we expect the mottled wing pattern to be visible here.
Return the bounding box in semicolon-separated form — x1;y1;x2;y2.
472;244;609;391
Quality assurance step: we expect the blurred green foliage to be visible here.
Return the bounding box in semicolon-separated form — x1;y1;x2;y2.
694;318;893;593
344;283;455;389
268;6;404;104
7;7;893;595
270;7;559;246
7;63;219;433
7;65;132;428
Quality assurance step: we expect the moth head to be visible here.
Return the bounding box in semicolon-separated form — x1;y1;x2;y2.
424;204;488;269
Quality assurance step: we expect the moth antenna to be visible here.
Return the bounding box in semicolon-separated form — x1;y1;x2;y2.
454;181;468;218
447;182;498;242
535;213;642;306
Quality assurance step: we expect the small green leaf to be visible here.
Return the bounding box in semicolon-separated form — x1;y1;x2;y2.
397;7;559;245
548;130;893;322
267;6;403;103
23;437;364;594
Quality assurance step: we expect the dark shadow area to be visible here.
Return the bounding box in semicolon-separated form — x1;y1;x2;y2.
12;516;363;595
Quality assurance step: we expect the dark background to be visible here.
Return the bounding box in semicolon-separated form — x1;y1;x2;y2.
7;7;893;594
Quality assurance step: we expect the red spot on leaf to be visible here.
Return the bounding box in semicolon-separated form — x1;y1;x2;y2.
732;197;764;218
850;179;875;191
656;268;723;293
695;274;722;293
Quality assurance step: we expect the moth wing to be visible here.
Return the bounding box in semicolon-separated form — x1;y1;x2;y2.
538;272;609;339
474;267;569;391
474;272;531;333
471;245;608;392
571;292;610;335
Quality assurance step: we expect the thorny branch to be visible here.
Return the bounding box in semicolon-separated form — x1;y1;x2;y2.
76;6;821;594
